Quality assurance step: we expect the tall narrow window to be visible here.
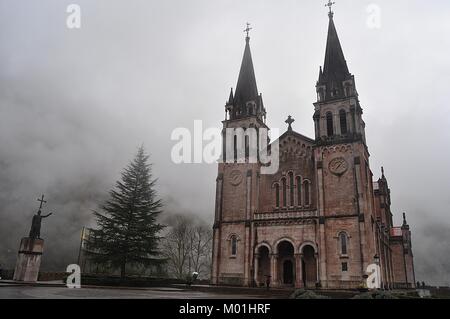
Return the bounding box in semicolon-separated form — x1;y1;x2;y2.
222;132;226;162
231;236;237;256
304;180;310;206
326;112;334;137
345;86;351;97
282;178;287;207
340;232;348;255
245;135;249;161
275;184;280;207
318;88;325;102
289;172;294;207
340;110;348;135
233;135;237;163
296;176;302;206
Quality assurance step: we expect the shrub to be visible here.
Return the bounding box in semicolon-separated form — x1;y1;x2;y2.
290;289;329;299
352;290;398;299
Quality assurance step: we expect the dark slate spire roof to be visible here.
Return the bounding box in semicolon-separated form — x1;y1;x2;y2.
318;12;352;98
323;13;349;78
227;88;234;105
234;36;259;108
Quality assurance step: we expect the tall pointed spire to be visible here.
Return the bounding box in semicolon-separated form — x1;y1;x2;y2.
225;23;265;122
317;6;354;102
227;88;234;105
234;33;259;109
322;12;350;80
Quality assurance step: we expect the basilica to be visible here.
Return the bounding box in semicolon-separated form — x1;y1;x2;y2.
211;9;416;289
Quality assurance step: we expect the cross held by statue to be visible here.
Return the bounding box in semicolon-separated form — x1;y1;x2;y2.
37;194;47;210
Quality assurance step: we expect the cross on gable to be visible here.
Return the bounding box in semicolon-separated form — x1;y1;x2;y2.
285;115;295;131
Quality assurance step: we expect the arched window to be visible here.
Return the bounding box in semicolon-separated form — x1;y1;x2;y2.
303;180;310;206
289;172;294;207
296;176;302;206
339;232;348;255
282;178;287;207
345;86;352;97
231;235;237;256
340;110;348;135
332;88;339;97
275;184;280;207
318;88;325;102
326;112;334;137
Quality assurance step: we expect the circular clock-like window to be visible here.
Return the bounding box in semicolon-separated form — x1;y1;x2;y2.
329;157;348;176
229;170;243;186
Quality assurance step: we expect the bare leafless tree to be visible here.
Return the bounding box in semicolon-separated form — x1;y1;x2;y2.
188;223;212;276
162;215;212;280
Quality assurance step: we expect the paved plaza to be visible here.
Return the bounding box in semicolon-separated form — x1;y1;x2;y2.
0;284;277;299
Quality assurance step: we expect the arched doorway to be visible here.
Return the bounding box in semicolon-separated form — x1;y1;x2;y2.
302;245;317;288
256;246;271;286
277;241;295;286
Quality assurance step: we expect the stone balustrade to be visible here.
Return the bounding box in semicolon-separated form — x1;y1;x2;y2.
254;210;318;220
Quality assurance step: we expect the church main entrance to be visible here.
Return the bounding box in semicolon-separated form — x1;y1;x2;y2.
283;260;294;284
277;241;295;286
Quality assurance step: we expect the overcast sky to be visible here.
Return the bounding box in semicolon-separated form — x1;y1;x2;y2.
1;0;449;285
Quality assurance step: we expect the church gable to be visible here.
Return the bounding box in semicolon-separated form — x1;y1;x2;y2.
259;130;317;213
277;130;315;163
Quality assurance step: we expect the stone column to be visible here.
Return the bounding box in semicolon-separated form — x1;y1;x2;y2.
333;112;339;135
316;159;327;285
211;227;220;285
295;253;304;288
315;253;320;287
254;253;260;287
270;254;278;287
214;174;223;222
244;171;252;286
211;174;223;285
354;156;368;274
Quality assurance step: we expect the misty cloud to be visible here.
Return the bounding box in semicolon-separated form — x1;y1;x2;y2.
0;0;449;285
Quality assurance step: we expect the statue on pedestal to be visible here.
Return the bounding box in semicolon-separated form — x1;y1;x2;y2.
28;195;52;240
14;195;54;282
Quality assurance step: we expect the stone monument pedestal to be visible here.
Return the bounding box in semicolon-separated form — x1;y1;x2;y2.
13;237;44;282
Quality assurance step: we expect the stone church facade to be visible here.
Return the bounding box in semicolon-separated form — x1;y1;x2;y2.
211;11;416;290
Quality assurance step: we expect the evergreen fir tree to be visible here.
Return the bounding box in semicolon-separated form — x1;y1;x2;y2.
89;146;164;278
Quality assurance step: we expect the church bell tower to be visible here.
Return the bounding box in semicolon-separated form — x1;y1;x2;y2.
313;4;377;283
211;24;268;286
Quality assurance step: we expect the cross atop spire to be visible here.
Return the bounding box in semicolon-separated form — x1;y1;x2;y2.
244;22;252;40
325;0;336;18
234;26;258;111
37;194;47;210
